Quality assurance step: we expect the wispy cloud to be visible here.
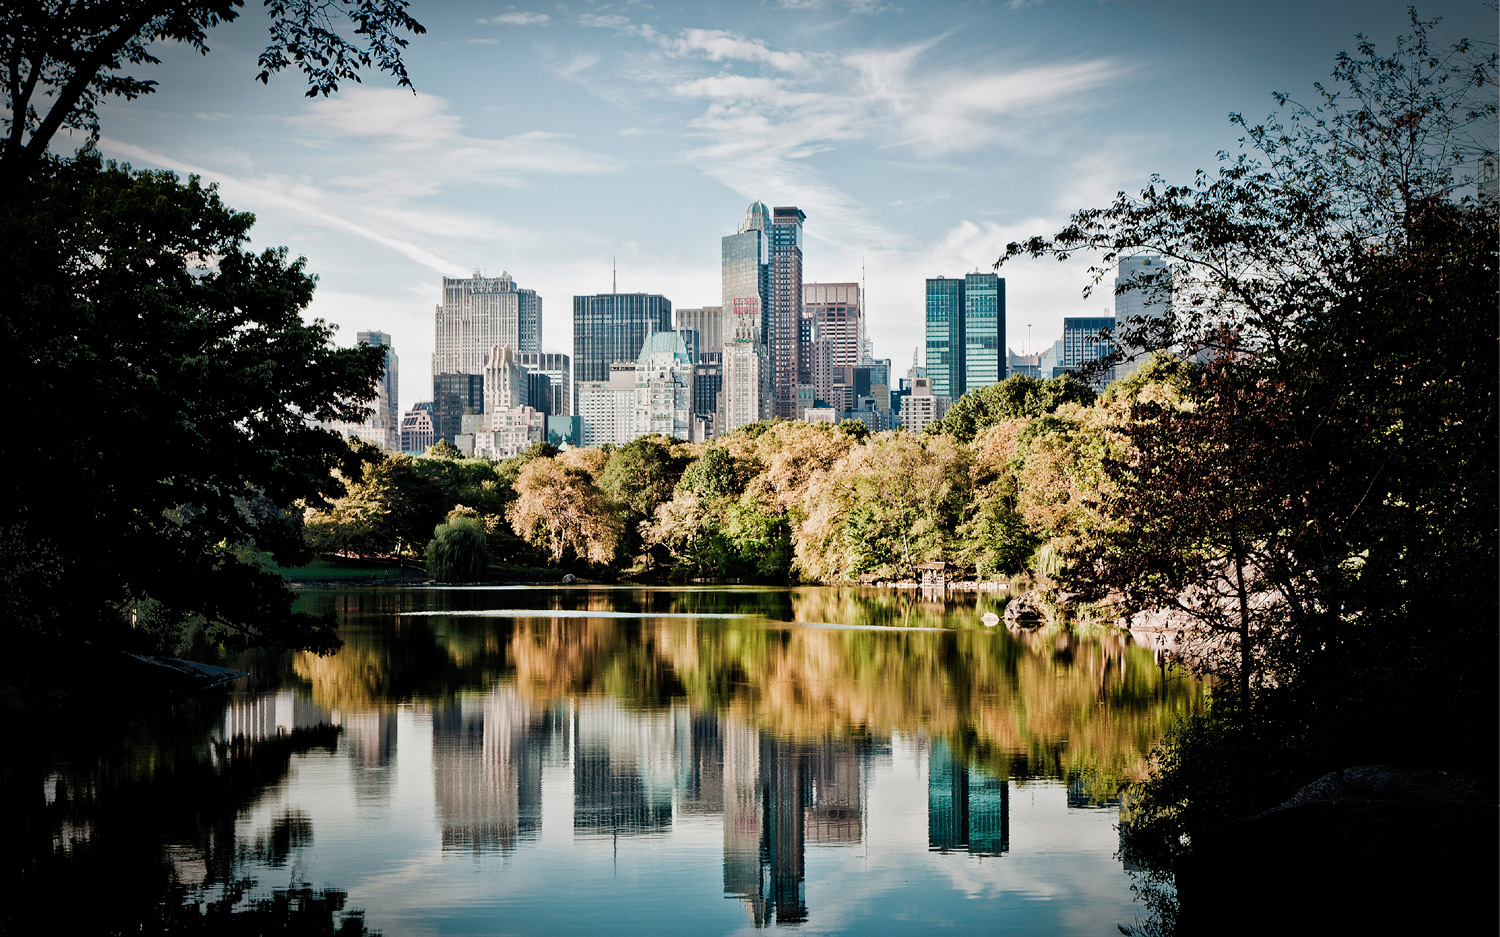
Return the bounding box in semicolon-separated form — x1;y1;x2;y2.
776;0;898;13
479;11;551;26
667;29;814;71
285;87;618;198
95;137;468;275
637;26;1121;257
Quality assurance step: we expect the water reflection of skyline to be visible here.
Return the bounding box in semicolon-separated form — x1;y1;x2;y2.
215;683;1068;928
11;588;1196;936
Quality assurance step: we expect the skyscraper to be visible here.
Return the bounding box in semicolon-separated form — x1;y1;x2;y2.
432;272;541;378
722;321;770;433
572;292;673;387
721;203;770;343
516;352;572;416
675;306;724;362
431;372;484;445
1113;255;1171;377
803;282;860;412
431;271;539;443
768;207;806;419
357;330;398;451
925;276;963;398
925;273;1006;400
962;272;1005;391
721;203;772;432
1060;316;1117;387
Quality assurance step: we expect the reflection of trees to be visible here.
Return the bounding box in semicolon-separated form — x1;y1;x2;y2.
0;699;371;934
289;587;1202;786
293;614;512;710
526;607;1197;786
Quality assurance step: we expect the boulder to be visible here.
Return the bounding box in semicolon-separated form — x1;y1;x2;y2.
1003;590;1048;628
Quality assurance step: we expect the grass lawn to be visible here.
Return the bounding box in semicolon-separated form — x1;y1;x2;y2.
276;555;413;581
278;554;572;583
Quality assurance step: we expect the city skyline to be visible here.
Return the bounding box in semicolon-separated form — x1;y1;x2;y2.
85;1;1491;413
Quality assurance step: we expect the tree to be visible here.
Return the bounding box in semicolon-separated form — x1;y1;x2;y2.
797;433;970;582
424;439;462;460
1006;16;1498;911
1000;13;1497;699
425;512;490;582
508;457;621;567
0;154;386;650
0;0;425;172
1001;12;1495;370
599;436;690;521
304;452;450;557
928;374;1096;443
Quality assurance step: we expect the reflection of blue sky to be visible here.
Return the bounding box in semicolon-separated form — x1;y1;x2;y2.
232;699;1136;935
85;1;1490;414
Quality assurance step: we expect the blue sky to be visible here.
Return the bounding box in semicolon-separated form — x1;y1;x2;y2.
91;0;1495;413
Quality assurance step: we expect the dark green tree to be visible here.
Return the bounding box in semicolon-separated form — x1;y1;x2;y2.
0;155;387;651
0;0;424;172
600;436;691;566
425;514;490;583
423;439;462;460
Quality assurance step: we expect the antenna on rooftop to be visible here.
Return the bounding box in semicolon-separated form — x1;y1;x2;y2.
612;255;617;295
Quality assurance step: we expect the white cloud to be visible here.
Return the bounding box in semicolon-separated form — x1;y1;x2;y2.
574;11;660;40
673;74;789;101
479;12;551;26
95;138;468;275
667;29;812;71
285;87;618;197
576;13;632;29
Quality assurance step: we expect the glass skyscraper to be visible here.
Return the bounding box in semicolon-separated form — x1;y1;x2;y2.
1060;316;1117;387
720;203;773;432
721;202;770;341
962;272;1005;392
926;273;1007;400
572;292;673;386
924;277;963;398
356;329;398;451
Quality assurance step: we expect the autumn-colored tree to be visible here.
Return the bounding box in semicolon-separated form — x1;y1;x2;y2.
508;458;621;567
797;433;970;582
929;374;1097;443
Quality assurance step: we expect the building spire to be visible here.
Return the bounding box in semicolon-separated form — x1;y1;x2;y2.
612;255;617;294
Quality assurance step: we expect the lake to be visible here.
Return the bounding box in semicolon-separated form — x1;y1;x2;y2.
3;585;1203;935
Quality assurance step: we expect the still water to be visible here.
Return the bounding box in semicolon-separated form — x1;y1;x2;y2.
4;586;1202;935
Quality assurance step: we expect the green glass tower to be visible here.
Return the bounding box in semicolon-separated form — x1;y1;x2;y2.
925;276;963;398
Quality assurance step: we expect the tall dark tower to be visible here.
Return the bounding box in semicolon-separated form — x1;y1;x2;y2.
768;207;806;420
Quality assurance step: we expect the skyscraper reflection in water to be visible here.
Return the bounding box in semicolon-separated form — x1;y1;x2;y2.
721;719;882;926
573;699;675;836
431;688;561;853
927;736;1010;857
